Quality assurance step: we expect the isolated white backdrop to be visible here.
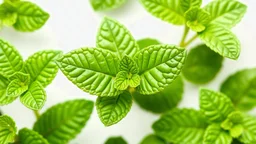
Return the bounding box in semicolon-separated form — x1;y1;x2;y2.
1;0;256;143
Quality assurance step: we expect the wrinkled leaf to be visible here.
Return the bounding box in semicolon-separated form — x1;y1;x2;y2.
6;79;28;97
0;115;17;144
203;124;232;144
239;115;256;143
119;56;138;74
18;128;49;144
180;0;202;13
90;0;127;11
0;75;16;105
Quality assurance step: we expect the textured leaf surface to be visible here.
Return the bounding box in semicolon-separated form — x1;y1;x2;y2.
182;44;223;84
200;88;234;123
0;75;16;105
140;134;166;144
57;48;121;97
134;45;186;95
13;1;49;31
33;99;94;144
153;109;208;143
97;17;139;59
0;115;17;144
140;0;185;25
220;68;256;111
133;76;183;113
0;39;23;76
180;0;202;13
239;115;256;143
23;50;62;87
203;124;232;144
96;91;132;126
0;2;18;26
204;0;247;28
9;72;30;83
119;56;138;74
199;25;240;59
114;71;129;90
18;128;49;144
20;81;46;110
137;38;161;50
90;0;127;11
6;79;28;97
104;136;128;144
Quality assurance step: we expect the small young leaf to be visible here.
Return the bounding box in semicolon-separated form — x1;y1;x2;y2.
153;109;208;143
114;71;129;90
203;124;232;144
6;79;28;97
129;74;140;87
239;115;256;143
134;45;186;95
199;25;240;60
9;72;30;83
13;1;50;32
221;111;243;131
0;75;16;105
200;88;234;123
0;115;17;144
18;128;49;144
140;134;166;144
33;99;94;144
180;0;202;13
182;44;223;84
203;0;247;28
20;81;46;110
133;76;183;113
119;56;138;74
57;48;121;97
104;136;128;144
96;91;132;126
230;124;243;138
137;38;160;50
97;17;139;59
140;0;185;25
0;2;17;26
90;0;127;11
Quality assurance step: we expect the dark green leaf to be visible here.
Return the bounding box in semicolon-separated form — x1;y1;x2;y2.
140;134;166;144
104;136;128;144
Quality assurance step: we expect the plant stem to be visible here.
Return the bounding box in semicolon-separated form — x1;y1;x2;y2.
33;110;40;119
179;25;189;47
183;34;198;47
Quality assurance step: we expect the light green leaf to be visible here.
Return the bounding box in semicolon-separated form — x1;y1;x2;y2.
0;115;17;144
6;79;28;97
239;115;256;143
57;48;121;97
23;50;62;88
114;71;129;90
137;38;161;50
33;99;94;144
119;56;138;74
18;128;49;144
104;136;128;144
0;75;16;105
13;1;49;32
203;0;247;28
182;44;223;84
140;0;185;25
90;0;127;11
153;109;208;143
0;2;17;26
129;74;140;87
97;17;139;59
230;124;243;138
0;39;23;76
9;72;30;83
20;81;46;110
220;68;256;111
96;91;132;126
140;134;166;144
180;0;202;13
133;76;183;113
134;45;186;95
203;124;232;144
221;111;244;130
200;88;235;123
199;24;240;60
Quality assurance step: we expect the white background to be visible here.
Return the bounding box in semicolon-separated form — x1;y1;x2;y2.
1;0;256;143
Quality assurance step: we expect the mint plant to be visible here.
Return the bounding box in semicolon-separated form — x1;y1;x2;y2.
90;0;128;11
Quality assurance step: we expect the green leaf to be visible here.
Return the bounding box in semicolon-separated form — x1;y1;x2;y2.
230;124;243;138
119;56;139;74
200;88;235;123
133;76;183;113
203;124;232;144
140;134;166;144
23;50;62;88
13;1;50;32
198;24;240;60
221;111;244;131
153;109;208;143
33;99;94;144
0;2;17;26
0;39;23;77
140;0;185;25
18;128;49;144
129;74;140;87
20;81;46;110
6;79;28;97
114;71;129;90
90;0;127;11
182;44;223;84
97;17;139;59
137;38;160;50
96;91;132;126
239;115;256;143
220;68;256;111
0;75;16;105
0;115;17;144
203;0;247;28
104;136;128;144
57;48;121;97
134;45;186;95
180;0;202;13
9;72;30;83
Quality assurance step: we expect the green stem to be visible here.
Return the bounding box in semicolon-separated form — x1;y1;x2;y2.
183;34;198;47
33;110;40;119
179;26;190;47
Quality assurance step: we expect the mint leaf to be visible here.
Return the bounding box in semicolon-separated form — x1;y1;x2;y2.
13;1;49;32
137;38;160;50
239;115;256;143
200;88;235;123
204;0;247;28
0;115;17;144
140;0;185;25
203;124;232;144
90;0;127;11
104;136;128;144
0;2;17;26
20;81;46;110
57;48;121;97
230;124;243;138
0;75;16;105
182;44;223;84
220;68;256;111
134;45;186;95
9;72;30;83
153;109;208;143
97;17;139;59
129;74;140;87
96;91;132;126
199;25;240;60
114;71;129;90
180;0;202;13
133;76;183;113
0;39;23;76
140;134;166;144
119;56;138;74
18;128;49;144
6;79;28;97
33;99;94;144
